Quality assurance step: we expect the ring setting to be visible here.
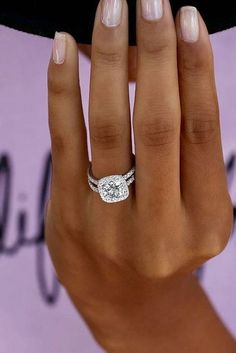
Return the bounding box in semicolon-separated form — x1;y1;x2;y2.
87;164;135;203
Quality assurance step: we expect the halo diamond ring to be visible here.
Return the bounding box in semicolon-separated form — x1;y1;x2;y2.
87;163;135;203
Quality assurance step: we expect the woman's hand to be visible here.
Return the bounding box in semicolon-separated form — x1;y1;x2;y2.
45;0;234;352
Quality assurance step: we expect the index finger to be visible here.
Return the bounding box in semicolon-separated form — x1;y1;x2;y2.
48;33;89;206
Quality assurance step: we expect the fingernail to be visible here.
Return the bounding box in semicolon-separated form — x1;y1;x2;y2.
180;6;199;43
101;0;123;27
141;0;163;21
53;32;66;64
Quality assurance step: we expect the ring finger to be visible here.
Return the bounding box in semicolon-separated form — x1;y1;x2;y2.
89;0;133;180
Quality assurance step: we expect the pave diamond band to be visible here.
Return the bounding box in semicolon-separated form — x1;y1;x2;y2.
88;166;135;186
87;164;135;203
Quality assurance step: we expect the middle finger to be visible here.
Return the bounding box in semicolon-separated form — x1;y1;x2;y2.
134;0;181;209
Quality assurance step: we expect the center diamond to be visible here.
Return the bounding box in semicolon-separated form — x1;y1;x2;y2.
97;175;129;203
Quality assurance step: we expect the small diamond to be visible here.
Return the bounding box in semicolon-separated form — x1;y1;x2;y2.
98;175;129;203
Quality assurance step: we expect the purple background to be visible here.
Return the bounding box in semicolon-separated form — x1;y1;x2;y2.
0;25;235;352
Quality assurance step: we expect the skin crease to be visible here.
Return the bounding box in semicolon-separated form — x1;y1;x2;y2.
46;1;236;352
78;43;138;81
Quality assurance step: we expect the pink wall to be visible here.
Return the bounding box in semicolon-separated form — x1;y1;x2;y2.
0;25;235;352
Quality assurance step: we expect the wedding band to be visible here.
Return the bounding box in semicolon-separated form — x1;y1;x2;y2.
87;163;135;203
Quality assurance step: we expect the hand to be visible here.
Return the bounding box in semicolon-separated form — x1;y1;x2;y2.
45;0;233;352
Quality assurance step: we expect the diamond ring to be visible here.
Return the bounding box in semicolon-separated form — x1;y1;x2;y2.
87;163;135;203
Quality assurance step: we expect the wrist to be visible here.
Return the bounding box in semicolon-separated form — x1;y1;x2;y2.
69;274;194;352
71;273;236;353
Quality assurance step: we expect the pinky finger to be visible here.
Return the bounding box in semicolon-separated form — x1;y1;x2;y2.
176;9;229;206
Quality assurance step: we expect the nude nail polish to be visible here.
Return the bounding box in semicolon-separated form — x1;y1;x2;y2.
141;0;163;21
180;6;199;43
101;0;123;27
53;32;66;64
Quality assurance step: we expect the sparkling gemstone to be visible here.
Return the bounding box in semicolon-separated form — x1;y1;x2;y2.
97;175;129;203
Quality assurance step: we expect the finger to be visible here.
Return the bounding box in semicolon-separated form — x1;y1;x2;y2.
89;0;133;179
175;8;229;207
134;0;181;209
48;32;89;204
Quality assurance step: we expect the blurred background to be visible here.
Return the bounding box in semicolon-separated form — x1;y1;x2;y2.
0;24;236;353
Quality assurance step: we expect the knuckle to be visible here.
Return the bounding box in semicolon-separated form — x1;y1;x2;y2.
141;32;175;60
61;212;85;242
219;195;234;224
46;198;86;245
127;239;176;281
180;52;212;74
48;70;68;96
198;199;233;259
50;130;68;154
181;117;219;144
90;120;125;149
137;118;179;147
93;45;124;67
131;258;174;281
201;233;230;259
145;263;174;281
217;197;234;243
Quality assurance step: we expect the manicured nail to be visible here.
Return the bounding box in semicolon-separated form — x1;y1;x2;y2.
53;32;66;64
180;6;199;43
101;0;123;27
141;0;163;21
